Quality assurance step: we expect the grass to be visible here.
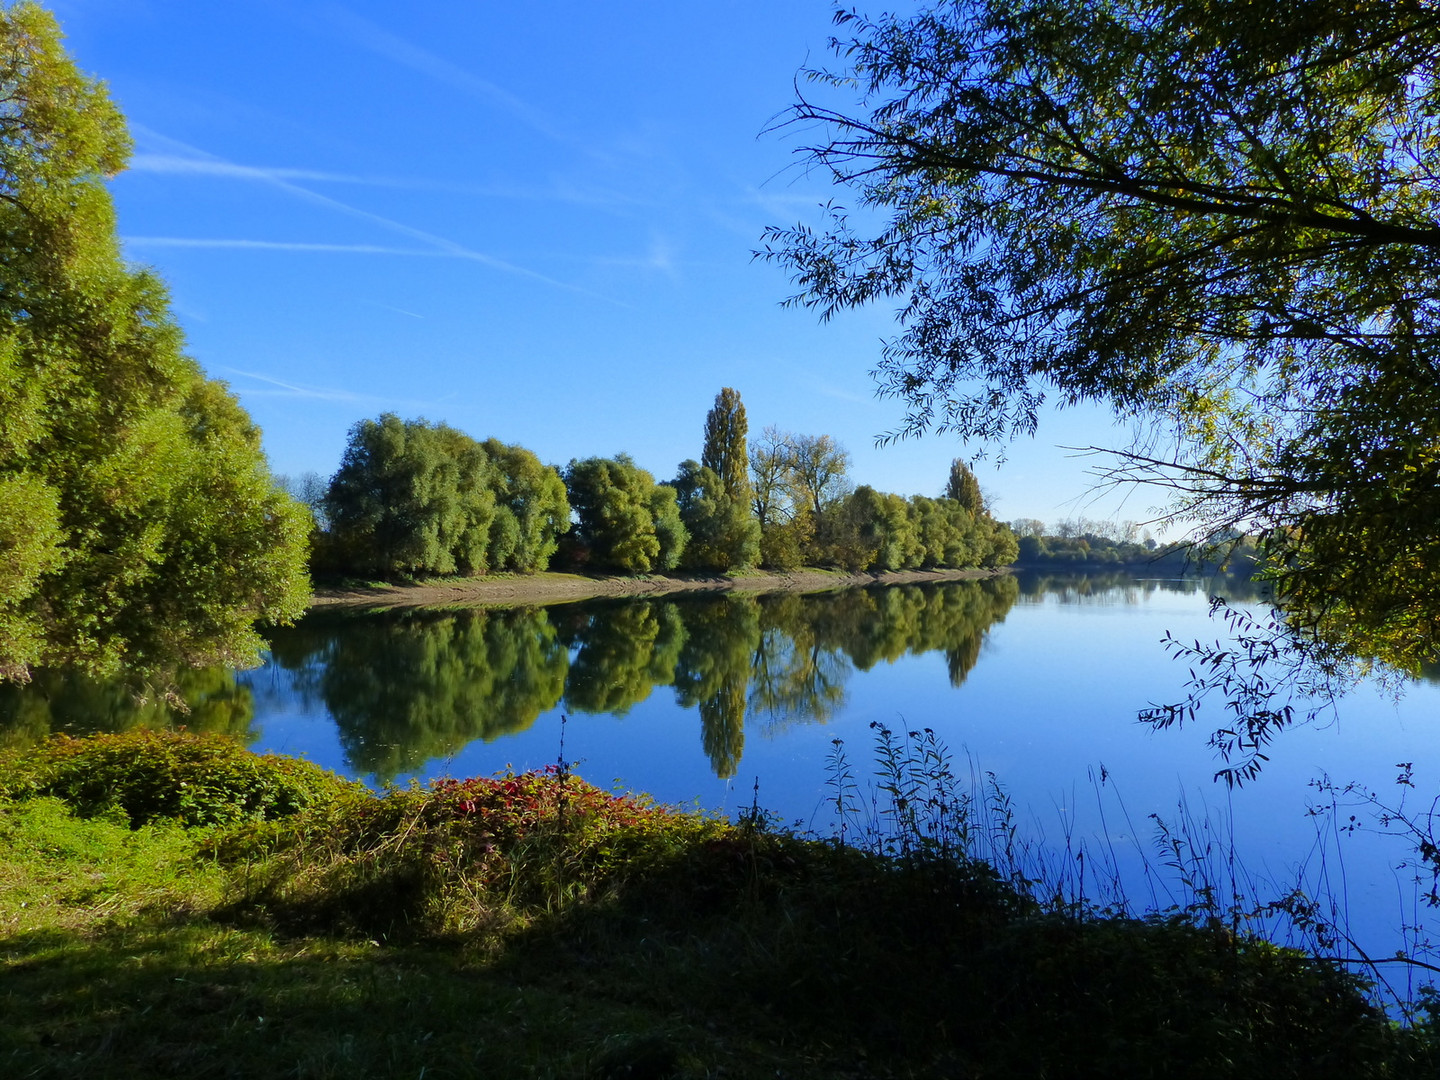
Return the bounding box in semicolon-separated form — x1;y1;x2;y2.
1;730;1437;1078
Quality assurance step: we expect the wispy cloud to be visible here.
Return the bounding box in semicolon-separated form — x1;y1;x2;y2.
221;368;373;404
129;155;369;184
129;151;650;212
130;153;653;217
316;3;576;148
366;302;425;320
222;367;446;409
125;237;443;256
125;124;608;298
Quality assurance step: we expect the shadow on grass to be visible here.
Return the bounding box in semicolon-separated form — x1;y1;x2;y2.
0;916;740;1080
3;839;1436;1080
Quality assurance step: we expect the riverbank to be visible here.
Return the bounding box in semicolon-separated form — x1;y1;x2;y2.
310;566;1006;610
1;730;1428;1079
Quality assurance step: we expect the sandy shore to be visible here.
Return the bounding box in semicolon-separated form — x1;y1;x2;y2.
309;567;1006;610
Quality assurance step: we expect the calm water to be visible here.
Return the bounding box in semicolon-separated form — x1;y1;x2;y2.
6;572;1440;983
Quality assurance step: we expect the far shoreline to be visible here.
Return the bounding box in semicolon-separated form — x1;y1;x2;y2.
308;566;1011;611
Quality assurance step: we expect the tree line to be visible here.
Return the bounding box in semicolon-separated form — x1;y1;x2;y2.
1007;518;1261;576
291;387;1019;580
0;6;1008;688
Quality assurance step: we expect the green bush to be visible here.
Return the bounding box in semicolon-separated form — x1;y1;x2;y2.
0;729;359;828
214;767;731;940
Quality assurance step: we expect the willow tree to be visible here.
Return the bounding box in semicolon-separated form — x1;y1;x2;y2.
325;415;498;577
0;4;309;681
480;438;570;573
764;0;1440;680
564;455;686;573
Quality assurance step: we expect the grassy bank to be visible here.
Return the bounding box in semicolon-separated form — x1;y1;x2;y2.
307;565;1005;612
0;730;1434;1078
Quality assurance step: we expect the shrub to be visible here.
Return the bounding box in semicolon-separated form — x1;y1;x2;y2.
0;729;358;828
215;766;730;939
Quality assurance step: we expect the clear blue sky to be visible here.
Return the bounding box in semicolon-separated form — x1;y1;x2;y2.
53;0;1154;532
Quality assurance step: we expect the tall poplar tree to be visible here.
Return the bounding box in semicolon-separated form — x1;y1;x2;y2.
0;4;309;681
681;388;760;570
701;387;754;509
944;459;985;516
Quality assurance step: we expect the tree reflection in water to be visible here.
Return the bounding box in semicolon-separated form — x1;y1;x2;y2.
1;579;1023;782
0;665;255;749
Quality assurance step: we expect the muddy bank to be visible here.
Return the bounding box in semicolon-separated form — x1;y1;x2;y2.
309;567;1007;611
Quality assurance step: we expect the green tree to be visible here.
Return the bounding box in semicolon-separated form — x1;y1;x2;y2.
749;425;816;570
673;460;761;572
910;496;973;568
758;509;814;572
325;415;496;577
764;0;1440;672
749;425;794;532
787;433;851;521
480;439;569;573
945;459;985;516
564;455;686;573
648;483;687;572
0;4;309;680
701;388;755;506
678;389;761;571
816;488;880;571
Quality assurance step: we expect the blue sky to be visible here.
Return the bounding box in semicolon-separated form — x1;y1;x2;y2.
53;0;1153;532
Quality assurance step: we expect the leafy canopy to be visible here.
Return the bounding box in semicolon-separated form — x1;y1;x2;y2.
323;416;569;578
763;0;1440;672
0;3;309;680
679;388;761;571
564;455;686;574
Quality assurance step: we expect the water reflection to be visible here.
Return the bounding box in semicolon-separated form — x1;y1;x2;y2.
265;577;1019;781
0;665;255;748
269;607;568;778
0;577;1020;781
1015;570;1269;605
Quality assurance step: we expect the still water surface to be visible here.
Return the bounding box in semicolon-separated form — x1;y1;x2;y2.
6;572;1440;978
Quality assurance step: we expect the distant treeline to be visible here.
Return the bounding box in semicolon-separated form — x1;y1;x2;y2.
282;389;1018;580
1007;517;1259;576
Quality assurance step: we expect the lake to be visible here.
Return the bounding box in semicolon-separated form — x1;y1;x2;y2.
6;571;1440;997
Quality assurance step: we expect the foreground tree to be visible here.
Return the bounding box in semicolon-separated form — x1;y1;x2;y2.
0;4;309;680
764;0;1440;674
